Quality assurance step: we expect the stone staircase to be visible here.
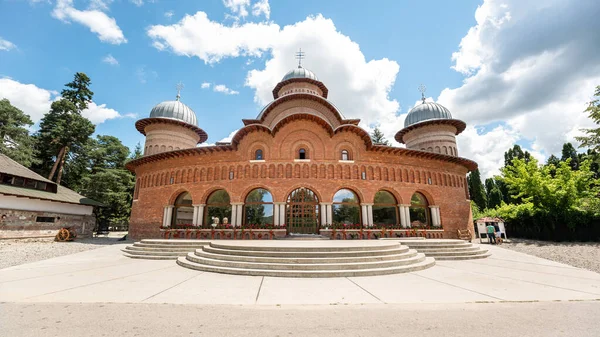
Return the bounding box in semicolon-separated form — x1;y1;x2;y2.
122;239;210;260
396;239;490;260
176;241;435;277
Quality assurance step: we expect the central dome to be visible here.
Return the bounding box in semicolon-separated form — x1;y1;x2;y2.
150;99;197;126
282;66;318;81
404;102;452;128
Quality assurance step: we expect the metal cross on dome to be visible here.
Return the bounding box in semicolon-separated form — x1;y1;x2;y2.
176;82;184;101
295;48;305;68
418;84;427;103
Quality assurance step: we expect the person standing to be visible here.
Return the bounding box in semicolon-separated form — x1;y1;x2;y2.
486;223;495;244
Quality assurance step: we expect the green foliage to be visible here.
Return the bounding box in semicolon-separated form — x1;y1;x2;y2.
576;85;600;152
61;72;94;111
561;143;579;170
504;144;531;167
0;99;38;167
467;169;487;210
131;142;143;160
370;127;390;146
484;178;503;208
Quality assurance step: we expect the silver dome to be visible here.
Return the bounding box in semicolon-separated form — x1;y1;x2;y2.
404;102;452;128
149;99;197;126
282;67;318;81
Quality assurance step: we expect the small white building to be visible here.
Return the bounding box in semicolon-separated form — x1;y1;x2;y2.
0;154;101;239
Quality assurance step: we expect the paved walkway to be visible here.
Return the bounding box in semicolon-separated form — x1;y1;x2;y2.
1;242;599;304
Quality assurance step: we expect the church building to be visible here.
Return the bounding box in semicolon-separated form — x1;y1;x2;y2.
126;64;477;240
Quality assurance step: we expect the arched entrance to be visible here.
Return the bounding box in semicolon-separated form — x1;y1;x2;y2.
286;187;320;234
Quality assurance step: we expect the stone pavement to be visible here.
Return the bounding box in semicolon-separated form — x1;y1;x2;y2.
1;242;599;304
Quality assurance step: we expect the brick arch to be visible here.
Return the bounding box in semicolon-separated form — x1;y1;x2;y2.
373;187;403;204
333;140;359;161
168;188;194;205
409;189;436;205
281;184;324;203
239;184;275;203
200;185;231;204
330;186;365;204
248;140;269;160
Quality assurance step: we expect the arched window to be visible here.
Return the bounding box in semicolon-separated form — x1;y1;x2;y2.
172;192;194;226
409;192;430;227
244;188;274;225
298;148;307;159
205;190;231;226
332;189;360;225
255;149;263;160
341;150;349;161
373;191;398;225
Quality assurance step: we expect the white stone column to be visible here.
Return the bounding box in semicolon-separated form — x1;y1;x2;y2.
398;205;405;228
401;204;411;228
325;203;333;225
230;204;237;227
236;203;243;226
360;204;368;226
319;203;328;225
273;203;280;226
279;203;286;226
192;205;199;225
429;206;441;227
165;205;174;227
162;206;169;227
366;204;374;226
197;204;205;226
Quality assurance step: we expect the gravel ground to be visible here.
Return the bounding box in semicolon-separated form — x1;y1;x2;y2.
0;236;126;269
502;239;600;274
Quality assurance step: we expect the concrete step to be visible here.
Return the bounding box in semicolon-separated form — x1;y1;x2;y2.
202;245;410;258
210;242;401;252
121;249;186;257
414;247;481;253
176;256;436;277
401;243;474;249
193;249;419;264
126;246;198;253
122;253;178;260
186;251;425;270
422;250;489;257
133;242;209;249
434;253;492;260
140;239;211;245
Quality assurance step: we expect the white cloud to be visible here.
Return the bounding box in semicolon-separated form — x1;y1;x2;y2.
52;0;127;44
130;0;143;7
149;14;400;139
136;65;158;84
438;0;600;178
102;54;118;65
0;37;16;51
214;84;239;95
218;129;239;143
252;0;270;19
201;82;211;89
147;11;279;63
164;10;174;19
223;0;250;19
0;77;129;125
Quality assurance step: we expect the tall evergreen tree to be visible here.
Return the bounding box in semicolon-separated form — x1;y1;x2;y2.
61;72;94;111
561;142;579;170
0;99;38;167
131;142;143;160
467;169;487;210
485;178;503;208
370;127;390;146
504;144;531;167
576;85;600;152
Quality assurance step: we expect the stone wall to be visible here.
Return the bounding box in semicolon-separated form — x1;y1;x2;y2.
0;208;96;239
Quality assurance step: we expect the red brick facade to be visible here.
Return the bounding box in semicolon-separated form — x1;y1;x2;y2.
127;72;477;240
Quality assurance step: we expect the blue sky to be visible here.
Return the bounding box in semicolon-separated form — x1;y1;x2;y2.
1;0;599;178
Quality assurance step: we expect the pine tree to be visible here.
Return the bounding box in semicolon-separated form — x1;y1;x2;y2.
370;127;390;146
131;142;143;160
504;144;532;167
484;178;503;208
576;85;600;152
0;99;38;167
561;142;579;170
467;169;487;210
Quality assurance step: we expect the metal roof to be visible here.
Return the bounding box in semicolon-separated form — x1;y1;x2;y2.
281;67;318;81
404;102;453;127
149;100;198;126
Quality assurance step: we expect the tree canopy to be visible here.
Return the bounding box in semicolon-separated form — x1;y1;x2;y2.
0;99;37;167
370;127;390;146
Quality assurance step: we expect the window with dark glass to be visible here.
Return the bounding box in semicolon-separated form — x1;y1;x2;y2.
1;174;13;185
12;177;24;186
205;190;232;226
24;179;36;189
172;192;194;226
36;216;55;223
332;189;361;225
409;192;430;227
299;148;306;159
341;150;349;161
373;191;398;225
255;149;263;160
244;188;274;225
